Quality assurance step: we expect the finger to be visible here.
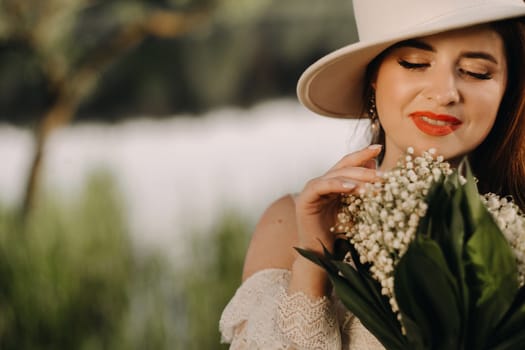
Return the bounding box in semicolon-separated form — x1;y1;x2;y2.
322;166;382;184
363;158;378;170
299;176;362;204
330;144;382;171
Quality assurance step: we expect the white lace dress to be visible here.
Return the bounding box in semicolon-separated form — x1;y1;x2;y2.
219;268;385;350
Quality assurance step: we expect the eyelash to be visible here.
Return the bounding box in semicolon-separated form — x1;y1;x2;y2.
397;59;492;80
398;59;428;70
458;68;491;80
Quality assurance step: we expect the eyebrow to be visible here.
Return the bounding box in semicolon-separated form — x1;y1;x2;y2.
391;39;499;64
462;51;498;64
392;39;435;52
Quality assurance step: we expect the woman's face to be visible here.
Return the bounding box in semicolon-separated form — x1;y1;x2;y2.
374;25;508;169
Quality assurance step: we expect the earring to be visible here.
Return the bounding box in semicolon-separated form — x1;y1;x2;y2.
369;92;380;143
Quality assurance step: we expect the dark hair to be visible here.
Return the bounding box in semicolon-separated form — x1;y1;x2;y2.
471;17;525;210
362;17;525;210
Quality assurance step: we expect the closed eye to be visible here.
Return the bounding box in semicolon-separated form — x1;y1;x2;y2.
397;59;429;69
458;68;492;80
399;59;493;80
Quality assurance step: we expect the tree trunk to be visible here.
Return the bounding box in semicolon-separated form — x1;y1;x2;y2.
21;95;76;218
19;10;208;219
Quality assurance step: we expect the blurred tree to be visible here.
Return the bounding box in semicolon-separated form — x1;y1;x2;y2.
0;0;213;216
0;0;356;122
0;0;357;217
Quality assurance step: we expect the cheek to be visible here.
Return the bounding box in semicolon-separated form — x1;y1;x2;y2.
476;111;499;143
468;85;505;130
374;60;421;117
375;77;416;119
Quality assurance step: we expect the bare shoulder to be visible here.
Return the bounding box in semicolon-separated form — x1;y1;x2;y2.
242;194;299;281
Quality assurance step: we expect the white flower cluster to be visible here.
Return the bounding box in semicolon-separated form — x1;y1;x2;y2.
333;147;525;318
332;148;452;314
482;193;525;286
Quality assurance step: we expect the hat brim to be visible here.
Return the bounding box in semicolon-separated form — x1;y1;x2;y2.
297;5;525;118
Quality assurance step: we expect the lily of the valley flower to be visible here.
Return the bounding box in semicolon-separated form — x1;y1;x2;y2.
332;147;525;315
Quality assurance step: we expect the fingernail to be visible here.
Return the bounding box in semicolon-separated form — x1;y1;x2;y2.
376;170;384;177
342;181;356;189
368;144;382;150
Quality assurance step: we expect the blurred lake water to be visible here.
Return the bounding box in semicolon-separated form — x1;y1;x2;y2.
0;99;370;258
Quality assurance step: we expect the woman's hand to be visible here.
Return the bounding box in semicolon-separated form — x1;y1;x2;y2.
294;144;383;255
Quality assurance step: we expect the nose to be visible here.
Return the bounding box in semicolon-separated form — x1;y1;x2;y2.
422;68;460;106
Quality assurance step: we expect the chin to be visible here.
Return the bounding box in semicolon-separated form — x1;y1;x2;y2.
410;139;471;159
436;148;471;166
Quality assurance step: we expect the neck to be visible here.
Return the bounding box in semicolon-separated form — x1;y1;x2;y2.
377;146;401;171
378;156;398;171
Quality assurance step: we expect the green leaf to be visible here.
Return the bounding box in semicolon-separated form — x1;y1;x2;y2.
464;213;519;347
334;239;404;333
460;159;485;228
447;187;470;338
490;285;525;348
421;180;462;269
419;175;470;337
342;240;395;317
487;329;525;350
395;236;462;349
296;244;393;327
398;313;426;349
448;162;521;347
416;177;446;239
295;247;338;275
332;260;402;330
332;238;352;261
328;272;407;350
296;244;408;350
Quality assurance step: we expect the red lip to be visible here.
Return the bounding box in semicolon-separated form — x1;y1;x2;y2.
409;111;462;136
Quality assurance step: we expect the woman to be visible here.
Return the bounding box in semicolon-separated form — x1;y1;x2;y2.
220;1;525;349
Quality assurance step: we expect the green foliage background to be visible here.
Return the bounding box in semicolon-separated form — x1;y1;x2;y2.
0;0;349;347
0;0;357;124
0;170;250;349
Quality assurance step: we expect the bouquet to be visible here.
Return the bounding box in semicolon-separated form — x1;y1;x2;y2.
297;148;525;350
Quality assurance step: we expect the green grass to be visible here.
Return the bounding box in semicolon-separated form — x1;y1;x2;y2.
0;170;132;349
176;212;251;349
0;170;250;349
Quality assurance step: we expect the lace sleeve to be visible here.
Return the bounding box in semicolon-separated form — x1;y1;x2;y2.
219;268;341;350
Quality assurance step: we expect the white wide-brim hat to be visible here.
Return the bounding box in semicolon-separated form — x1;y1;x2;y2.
297;0;525;118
